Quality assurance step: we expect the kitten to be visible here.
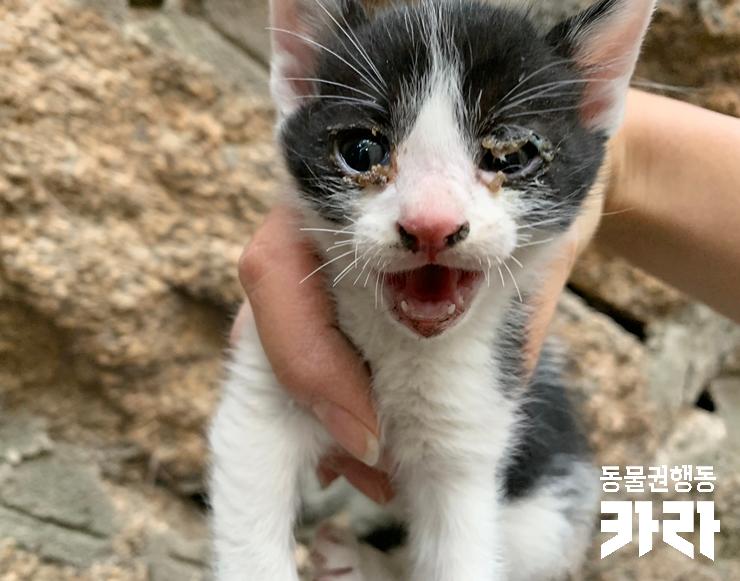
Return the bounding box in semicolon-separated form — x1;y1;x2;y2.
209;0;656;580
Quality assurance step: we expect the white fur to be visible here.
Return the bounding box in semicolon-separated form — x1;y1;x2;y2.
209;321;331;581
500;462;600;581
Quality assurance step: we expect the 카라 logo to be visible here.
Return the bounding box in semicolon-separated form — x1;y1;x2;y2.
600;465;721;560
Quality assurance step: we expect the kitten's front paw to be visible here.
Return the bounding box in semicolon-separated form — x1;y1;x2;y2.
310;523;366;581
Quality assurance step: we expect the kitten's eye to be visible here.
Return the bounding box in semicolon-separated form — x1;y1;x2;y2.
335;130;390;174
480;140;542;179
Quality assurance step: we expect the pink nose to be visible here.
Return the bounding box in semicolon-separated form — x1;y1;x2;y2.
397;217;470;257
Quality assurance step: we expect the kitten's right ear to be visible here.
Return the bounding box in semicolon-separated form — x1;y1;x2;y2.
269;0;368;119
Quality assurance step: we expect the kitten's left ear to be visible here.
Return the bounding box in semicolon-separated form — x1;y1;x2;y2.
547;0;657;135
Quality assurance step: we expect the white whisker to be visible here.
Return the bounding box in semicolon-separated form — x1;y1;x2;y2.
301;227;354;235
494;58;572;110
503;261;522;303
283;77;380;101
374;268;382;309
518;217;565;230
314;0;387;91
291;94;385;111
333;256;359;287
504;105;581;119
300;249;355;284
379;261;388;309
327;240;355;252
363;258;375;288
267;27;384;95
353;254;373;287
518;237;554;248
497;265;506;288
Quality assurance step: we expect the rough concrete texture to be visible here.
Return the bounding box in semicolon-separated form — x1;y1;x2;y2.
0;413;208;579
0;0;279;490
569;247;689;325
0;0;739;579
552;293;661;468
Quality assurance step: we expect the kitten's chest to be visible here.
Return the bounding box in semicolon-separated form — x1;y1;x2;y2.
332;283;518;461
340;313;515;464
376;348;514;463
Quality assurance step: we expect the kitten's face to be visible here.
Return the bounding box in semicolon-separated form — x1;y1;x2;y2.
273;0;654;337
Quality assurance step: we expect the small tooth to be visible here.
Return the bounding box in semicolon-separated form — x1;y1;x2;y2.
401;300;409;313
447;303;456;315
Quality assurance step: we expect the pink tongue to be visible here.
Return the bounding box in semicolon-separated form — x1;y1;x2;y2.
405;265;458;302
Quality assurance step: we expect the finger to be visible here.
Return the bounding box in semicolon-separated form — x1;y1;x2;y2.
324;455;395;505
524;189;604;377
229;301;253;346
523;241;574;377
316;462;340;489
239;205;380;466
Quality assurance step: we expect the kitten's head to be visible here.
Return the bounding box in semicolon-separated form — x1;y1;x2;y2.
271;0;655;338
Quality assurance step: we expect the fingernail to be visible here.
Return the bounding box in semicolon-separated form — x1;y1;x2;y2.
372;484;390;505
312;401;380;467
365;477;395;505
316;465;338;489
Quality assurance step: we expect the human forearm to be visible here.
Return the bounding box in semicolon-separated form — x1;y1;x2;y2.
597;90;740;322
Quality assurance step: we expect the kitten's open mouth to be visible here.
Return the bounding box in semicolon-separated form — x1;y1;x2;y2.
384;265;483;338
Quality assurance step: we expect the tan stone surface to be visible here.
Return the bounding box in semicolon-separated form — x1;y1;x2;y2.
0;413;208;579
639;0;740;116
569;246;689;325
0;0;280;488
201;0;271;66
553;293;661;467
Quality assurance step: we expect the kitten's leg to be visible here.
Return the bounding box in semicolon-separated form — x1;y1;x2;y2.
501;462;599;581
401;462;503;581
209;324;329;581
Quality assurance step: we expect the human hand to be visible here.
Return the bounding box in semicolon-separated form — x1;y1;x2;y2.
232;205;393;504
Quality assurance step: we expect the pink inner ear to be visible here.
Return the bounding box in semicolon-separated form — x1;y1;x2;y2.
578;25;636;127
572;1;654;132
270;0;321;109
